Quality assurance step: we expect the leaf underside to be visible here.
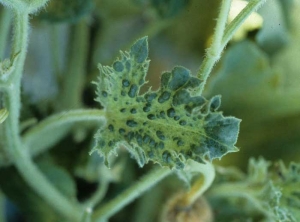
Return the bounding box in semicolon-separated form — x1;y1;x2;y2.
91;37;240;169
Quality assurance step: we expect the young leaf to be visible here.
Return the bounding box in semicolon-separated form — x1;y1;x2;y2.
91;37;240;169
210;158;300;221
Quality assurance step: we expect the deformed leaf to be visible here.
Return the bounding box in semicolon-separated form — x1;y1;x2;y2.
211;158;300;221
91;37;240;169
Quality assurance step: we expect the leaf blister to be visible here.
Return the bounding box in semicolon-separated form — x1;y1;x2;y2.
92;37;240;169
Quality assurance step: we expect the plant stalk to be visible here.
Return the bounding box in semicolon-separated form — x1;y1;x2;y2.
1;10;82;221
22;109;106;155
197;0;232;94
197;0;266;94
181;160;215;206
0;6;11;60
93;167;172;221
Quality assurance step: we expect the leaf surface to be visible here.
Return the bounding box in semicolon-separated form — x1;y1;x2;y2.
91;37;240;169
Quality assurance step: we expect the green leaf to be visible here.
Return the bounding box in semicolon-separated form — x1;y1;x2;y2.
91;37;240;169
211;158;300;222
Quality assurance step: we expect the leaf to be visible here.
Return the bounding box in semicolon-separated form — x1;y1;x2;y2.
210;158;300;222
91;37;240;169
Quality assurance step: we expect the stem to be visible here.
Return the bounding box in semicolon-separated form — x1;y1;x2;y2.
197;0;232;94
22;109;106;155
0;6;11;60
59;20;89;110
221;0;266;49
197;0;266;94
181;160;215;206
82;180;109;208
93;167;172;221
1;10;82;221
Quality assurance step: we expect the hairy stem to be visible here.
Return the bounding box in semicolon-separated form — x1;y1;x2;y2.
181;160;215;206
0;6;11;60
197;0;266;94
1;10;82;221
221;0;266;49
197;0;232;94
59;20;89;110
93;167;172;221
23;109;106;155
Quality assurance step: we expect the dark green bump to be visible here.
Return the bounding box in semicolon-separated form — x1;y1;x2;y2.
156;131;165;140
127;132;135;141
136;133;143;146
122;79;130;87
169;66;190;90
113;61;124;72
186;77;202;88
125;61;131;70
177;140;184;146
119;128;125;135
158;91;171;103
108;141;114;147
191;144;204;155
179;120;187;126
120;108;126;113
147;114;156;120
114;97;118;101
143;135;150;144
159;111;166;118
126;120;138;127
148;151;155;158
143;107;150;113
161;72;171;88
185;150;193;158
137;97;145;103
143;104;151;112
173;137;179;141
209;95;221;111
174;115;180;121
143;122;147;126
130;108;137;114
108;124;114;132
121;91;126;96
175;160;185;170
128;84;138;98
139;129;144;133
167;108;175;117
145;93;157;102
162;151;172;163
149;139;156;148
139;79;144;85
130;37;148;63
157;142;165;149
101;91;108;97
173;90;189;106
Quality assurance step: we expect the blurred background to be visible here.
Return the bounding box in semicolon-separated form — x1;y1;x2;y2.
0;0;299;221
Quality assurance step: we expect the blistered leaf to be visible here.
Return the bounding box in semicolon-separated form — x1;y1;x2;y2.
211;158;300;222
91;37;240;169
